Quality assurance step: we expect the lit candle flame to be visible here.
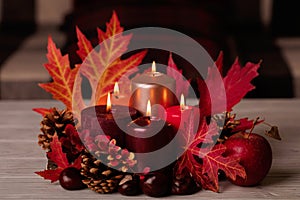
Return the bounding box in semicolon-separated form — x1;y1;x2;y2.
106;92;111;112
180;94;185;110
113;82;120;97
151;61;156;73
146;100;151;116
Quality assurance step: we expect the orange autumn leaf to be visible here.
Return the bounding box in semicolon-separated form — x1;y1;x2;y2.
97;11;131;63
95;51;147;102
39;11;146;112
39;36;79;110
76;27;100;95
76;11;146;105
95;11;147;102
76;27;94;61
32;107;52;116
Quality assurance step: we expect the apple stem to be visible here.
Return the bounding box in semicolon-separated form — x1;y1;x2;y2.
247;117;260;138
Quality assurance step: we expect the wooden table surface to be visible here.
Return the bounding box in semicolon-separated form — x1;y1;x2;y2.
0;99;299;199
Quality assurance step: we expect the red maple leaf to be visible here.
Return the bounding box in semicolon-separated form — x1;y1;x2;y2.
60;124;85;157
176;112;218;184
215;51;224;74
35;169;63;183
198;66;227;117
224;59;260;110
48;135;69;169
35;134;81;182
200;144;246;192
176;111;246;192
188;118;220;151
167;53;191;98
198;53;261;117
231;117;260;133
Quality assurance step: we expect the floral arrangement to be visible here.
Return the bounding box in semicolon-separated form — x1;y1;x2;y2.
34;11;281;197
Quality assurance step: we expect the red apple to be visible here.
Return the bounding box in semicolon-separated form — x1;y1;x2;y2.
224;132;272;186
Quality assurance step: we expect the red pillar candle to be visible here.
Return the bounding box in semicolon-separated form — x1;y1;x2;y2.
126;100;176;153
126;117;176;153
81;93;139;148
165;94;200;131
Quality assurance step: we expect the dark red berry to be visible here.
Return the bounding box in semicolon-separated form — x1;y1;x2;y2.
172;173;201;195
59;167;86;190
118;174;140;196
218;170;227;182
118;180;140;196
142;172;171;197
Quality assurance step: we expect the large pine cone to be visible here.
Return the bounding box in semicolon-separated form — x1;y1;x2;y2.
81;151;124;194
38;107;75;150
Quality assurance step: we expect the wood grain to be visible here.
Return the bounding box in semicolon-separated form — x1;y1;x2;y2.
0;100;299;199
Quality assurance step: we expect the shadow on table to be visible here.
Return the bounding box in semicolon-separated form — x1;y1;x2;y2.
260;169;296;186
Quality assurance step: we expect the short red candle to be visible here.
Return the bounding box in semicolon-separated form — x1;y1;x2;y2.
125;116;178;172
125;116;176;153
165;105;200;132
165;94;200;132
81;105;139;148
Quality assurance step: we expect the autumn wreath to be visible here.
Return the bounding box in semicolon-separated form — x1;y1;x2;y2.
34;11;280;197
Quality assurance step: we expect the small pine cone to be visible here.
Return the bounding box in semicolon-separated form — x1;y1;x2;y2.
38;108;75;150
38;134;50;150
81;151;124;194
213;112;241;142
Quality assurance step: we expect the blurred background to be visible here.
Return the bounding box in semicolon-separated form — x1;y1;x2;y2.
0;0;299;99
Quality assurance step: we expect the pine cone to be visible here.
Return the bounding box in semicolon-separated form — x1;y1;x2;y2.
213;112;241;142
81;151;124;194
38;107;75;150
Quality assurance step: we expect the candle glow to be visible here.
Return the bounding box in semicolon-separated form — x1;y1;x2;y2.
113;82;120;97
106;92;111;112
146;100;151;117
151;61;156;73
180;94;185;111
